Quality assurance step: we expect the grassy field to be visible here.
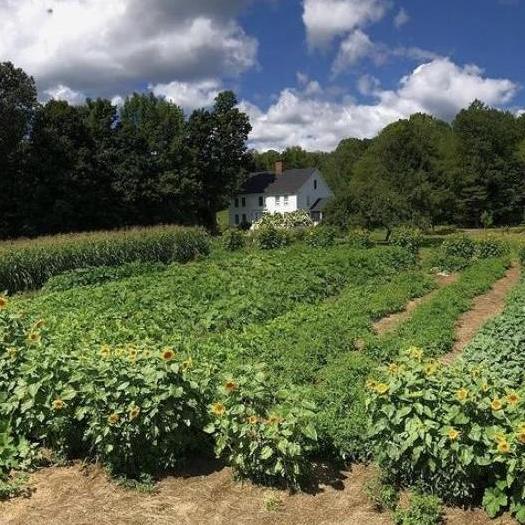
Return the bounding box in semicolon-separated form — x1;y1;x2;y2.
0;226;524;522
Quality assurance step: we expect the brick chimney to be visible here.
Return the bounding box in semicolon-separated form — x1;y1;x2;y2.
275;160;284;176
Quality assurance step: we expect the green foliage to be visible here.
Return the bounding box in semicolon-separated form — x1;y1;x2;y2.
390;227;423;255
441;234;477;259
393;493;443;525
475;236;510;259
204;365;317;488
304;226;339;247
364;473;399;512
254;225;292;250
252;211;314;230
0;226;210;293
347;228;373;249
221;228;246;251
369;345;525;522
43;262;166;292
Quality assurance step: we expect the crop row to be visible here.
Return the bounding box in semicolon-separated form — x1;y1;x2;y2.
0;226;211;294
15;245;414;350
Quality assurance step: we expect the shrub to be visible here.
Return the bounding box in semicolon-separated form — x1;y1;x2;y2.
390;227;423;255
347;228;373;249
304;226;338;248
254;225;292;250
368;348;525;522
431;254;471;273
441;234;476;259
393;493;443;525
0;226;211;294
221;229;246;251
475;236;510;259
205;365;318;489
43;262;166;292
252;211;313;230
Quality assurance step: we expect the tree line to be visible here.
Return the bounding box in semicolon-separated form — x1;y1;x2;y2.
254;105;525;233
0;62;252;239
2;61;525;240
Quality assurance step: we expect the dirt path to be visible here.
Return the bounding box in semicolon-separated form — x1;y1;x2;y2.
441;264;520;364
0;463;516;525
373;273;458;335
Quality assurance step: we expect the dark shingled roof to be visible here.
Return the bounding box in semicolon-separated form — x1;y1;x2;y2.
238;172;276;194
264;168;317;195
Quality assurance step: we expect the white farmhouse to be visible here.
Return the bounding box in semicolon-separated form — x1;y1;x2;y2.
228;162;334;227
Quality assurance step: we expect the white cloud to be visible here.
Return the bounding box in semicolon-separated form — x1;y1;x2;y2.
245;58;518;151
44;84;86;106
357;74;381;96
151;79;222;112
332;30;377;74
303;0;389;48
394;8;410;28
0;0;257;96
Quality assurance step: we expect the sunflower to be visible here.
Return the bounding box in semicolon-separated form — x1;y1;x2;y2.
376;383;389;395
128;348;138;361
408;346;423;360
491;398;503;411
506;392;520;407
182;357;193;370
224;381;237;393
366;379;378;390
447;428;460;441
497;440;511;454
162;349;175;361
6;347;17;359
456;388;469;402
247;415;259;425
517;432;525;445
211;402;226;417
425;364;438;376
129;406;140;421
493;432;507;444
100;345;111;358
107;413;120;425
0;296;8;310
267;414;283;425
52;399;65;411
388;363;399;374
27;332;41;344
481;382;490;393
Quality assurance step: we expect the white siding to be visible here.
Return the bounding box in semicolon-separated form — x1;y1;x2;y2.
265;194;298;214
296;170;333;210
228;193;265;226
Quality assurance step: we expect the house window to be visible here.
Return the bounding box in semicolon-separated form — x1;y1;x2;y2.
284;195;289;205
258;196;264;206
235;214;240;225
314;180;318;190
234;198;239;208
241;197;246;207
242;213;247;223
275;196;281;206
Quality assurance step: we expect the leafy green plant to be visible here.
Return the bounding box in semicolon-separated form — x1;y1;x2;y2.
393;493;443;525
221;229;246;251
304;226;339;247
253;225;292;250
252;211;313;230
347;228;373;249
441;234;476;259
204;365;318;488
390;227;423;255
475;236;510;259
364;472;399;511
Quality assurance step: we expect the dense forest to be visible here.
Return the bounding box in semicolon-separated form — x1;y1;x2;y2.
2;61;525;239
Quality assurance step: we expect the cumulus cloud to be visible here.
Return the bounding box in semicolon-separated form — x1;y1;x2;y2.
332;30;377;73
44;84;86;106
0;0;257;96
303;0;389;48
394;8;410;28
245;58;518;151
150;79;222;112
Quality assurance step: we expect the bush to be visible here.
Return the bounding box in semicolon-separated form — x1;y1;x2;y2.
368;349;525;522
205;365;318;489
475;236;510;259
221;229;246;251
393;493;443;525
364;472;399;512
43;262;166;292
252;211;313;230
304;226;338;248
254;225;292;250
347;228;373;249
390;227;423;255
441;234;476;259
0;226;211;294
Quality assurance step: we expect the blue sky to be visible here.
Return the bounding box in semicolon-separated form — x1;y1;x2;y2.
1;0;523;150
